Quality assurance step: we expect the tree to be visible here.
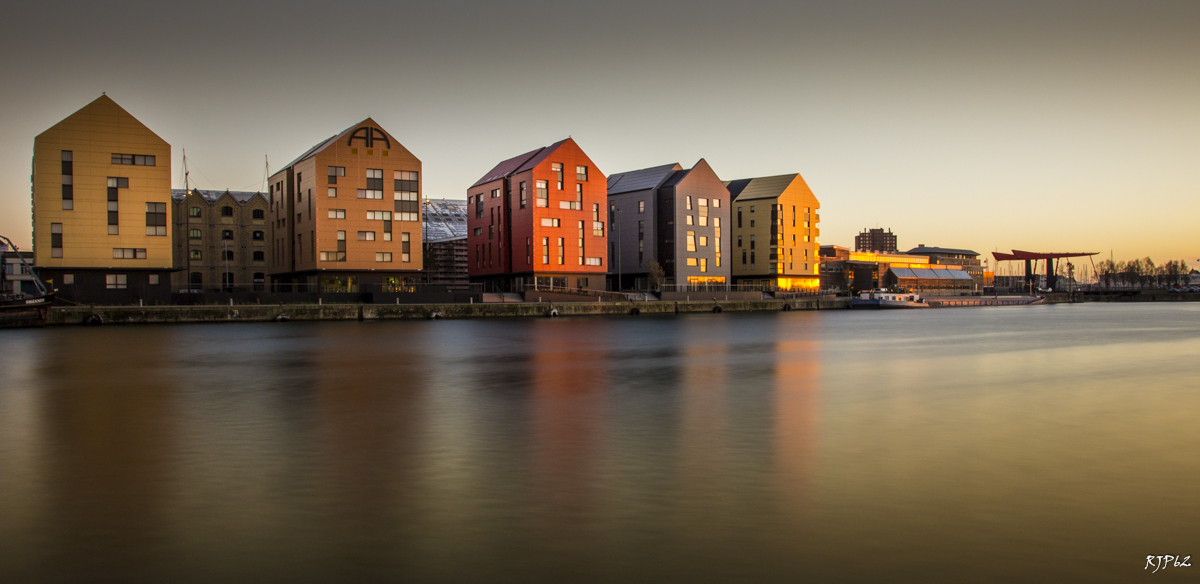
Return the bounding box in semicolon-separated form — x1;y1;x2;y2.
647;259;666;292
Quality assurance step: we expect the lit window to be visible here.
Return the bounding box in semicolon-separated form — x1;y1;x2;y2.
686;258;698;267
536;180;548;207
540;218;560;227
576;165;588;181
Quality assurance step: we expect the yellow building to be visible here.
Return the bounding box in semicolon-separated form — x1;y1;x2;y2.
267;118;423;294
31;95;174;304
727;173;821;291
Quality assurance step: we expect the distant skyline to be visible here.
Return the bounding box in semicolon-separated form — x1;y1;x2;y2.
2;0;1197;264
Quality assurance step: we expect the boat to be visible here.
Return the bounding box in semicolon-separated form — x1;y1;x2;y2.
850;289;929;309
1;235;54;328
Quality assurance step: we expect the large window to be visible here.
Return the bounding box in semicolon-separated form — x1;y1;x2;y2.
536;180;548;207
145;202;167;236
50;223;63;258
105;274;128;289
394;171;419;221
112;248;147;259
576;165;588;181
61;151;73;210
686;231;696;252
111;154;155;166
328;166;345;184
401;232;411;263
540;218;560;227
542;237;549;264
557;238;565;265
107;177;127;235
552;163;563;190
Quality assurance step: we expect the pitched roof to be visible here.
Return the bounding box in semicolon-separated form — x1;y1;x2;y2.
278;117;382;171
172;189;266;204
660;169;689;188
724;173;799;202
423;198;468;243
606;163;682;194
471;147;543;188
905;246;980;257
515;138;570;174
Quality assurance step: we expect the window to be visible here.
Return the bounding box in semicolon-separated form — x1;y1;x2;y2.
699;236;708;247
686;258;698;267
105;274;128;289
376;252;392;262
558;237;564;264
222;250;234;261
686;215;693;226
328;209;346;219
552;163;563;189
686;231;696;252
328;187;337;198
712;199;720;208
473;227;482;236
50;223;63;258
111;154;156;166
686;196;692;210
145;202;167;236
328;166;345;184
491;188;500;198
700;258;707;273
253;251;265;261
61;151;73;210
737;207;742;228
189;229;202;239
252;230;264;240
358;231;376;241
401;232;411;262
638;200;645;213
738;235;742;247
366;211;391;220
107;177;127;235
536;180;548;207
222;230;234;240
249;209;263;220
218;206;232;217
540;218;560;227
189;207;202;218
394;170;419;194
112;248;147;259
394;171;420;220
542;237;549;264
63;274;74;285
586;257;602;266
576;165;588;181
366;168;383;189
475;194;484;218
750;235;756;249
190;249;202;260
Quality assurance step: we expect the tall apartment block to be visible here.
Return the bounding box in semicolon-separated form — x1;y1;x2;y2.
605;159;731;290
31;95;175;304
855;227;897;253
267;119;422;293
467;138;607;292
727;173;821;291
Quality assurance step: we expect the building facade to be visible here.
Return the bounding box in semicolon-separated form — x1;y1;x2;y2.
727;174;821;291
422;198;468;286
855;228;897;253
467;139;607;292
267;119;422;293
606;159;731;290
31;95;175;304
904;246;986;289
1;250;37;296
171;189;270;292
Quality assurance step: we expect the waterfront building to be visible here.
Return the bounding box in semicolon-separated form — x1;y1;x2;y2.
727;174;821;291
31;95;175;304
855;227;898;253
170;189;270;292
819;245;973;294
1;249;37;295
905;245;986;288
267;119;422;293
467;138;607;292
422;198;468;286
606;159;731;291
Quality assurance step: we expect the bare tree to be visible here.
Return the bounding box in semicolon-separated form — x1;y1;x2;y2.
647;259;666;292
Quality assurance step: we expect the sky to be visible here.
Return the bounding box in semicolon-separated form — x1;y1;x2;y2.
1;0;1197;266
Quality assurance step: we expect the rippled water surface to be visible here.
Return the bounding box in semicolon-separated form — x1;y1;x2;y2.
2;304;1199;583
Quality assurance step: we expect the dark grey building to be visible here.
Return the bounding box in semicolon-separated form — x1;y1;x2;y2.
855;228;897;253
606;159;731;290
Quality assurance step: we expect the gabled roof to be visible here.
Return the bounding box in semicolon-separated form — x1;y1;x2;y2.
38;94;169;146
279;117;382;171
172;189;266;204
606;163;682;194
905;246;980;257
470;138;574;188
724;173;799;202
471;147;543;188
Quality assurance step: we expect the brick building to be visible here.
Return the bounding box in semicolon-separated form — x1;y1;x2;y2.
171;189;270;291
855;228;897;253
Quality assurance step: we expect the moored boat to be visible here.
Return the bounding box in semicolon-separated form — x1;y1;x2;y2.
850;289;929;309
1;235;54;328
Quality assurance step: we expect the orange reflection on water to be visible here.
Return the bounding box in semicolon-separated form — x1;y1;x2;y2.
772;337;821;525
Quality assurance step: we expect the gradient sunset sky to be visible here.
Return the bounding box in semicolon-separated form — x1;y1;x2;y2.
2;0;1197;265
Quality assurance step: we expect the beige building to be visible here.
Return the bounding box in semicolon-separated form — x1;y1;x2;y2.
171;189;270;292
32;95;175;304
727;173;821;291
268;118;422;293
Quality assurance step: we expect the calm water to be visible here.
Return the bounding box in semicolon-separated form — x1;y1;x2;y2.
2;304;1199;583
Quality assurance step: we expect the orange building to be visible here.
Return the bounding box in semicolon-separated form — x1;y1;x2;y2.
267;119;422;293
467;139;607;292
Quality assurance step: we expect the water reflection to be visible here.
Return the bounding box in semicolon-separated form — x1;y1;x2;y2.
1;304;1199;583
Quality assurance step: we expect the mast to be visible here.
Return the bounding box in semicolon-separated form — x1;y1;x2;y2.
183;150;191;291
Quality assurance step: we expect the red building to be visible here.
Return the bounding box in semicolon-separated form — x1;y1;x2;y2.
467;138;608;292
